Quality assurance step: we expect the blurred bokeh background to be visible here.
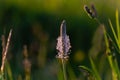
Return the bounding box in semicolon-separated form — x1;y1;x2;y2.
0;0;120;80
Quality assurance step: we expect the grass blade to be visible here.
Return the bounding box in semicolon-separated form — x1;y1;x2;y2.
89;57;101;80
79;66;95;80
103;26;120;80
108;19;120;49
116;9;120;50
5;61;13;80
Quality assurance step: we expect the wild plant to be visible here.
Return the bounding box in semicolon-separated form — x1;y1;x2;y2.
56;20;71;80
80;4;120;80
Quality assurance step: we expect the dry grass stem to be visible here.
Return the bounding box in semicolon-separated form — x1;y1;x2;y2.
1;29;12;73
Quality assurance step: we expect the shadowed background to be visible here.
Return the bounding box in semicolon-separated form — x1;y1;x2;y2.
0;0;120;80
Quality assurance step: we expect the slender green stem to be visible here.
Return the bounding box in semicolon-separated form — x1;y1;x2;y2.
95;18;101;25
62;59;67;80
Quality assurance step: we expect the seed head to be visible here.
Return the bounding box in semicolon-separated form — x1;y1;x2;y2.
84;4;97;19
56;20;71;59
91;4;97;18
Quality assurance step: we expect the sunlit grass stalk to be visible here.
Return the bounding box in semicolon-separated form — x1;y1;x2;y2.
56;20;71;80
116;9;120;43
108;19;120;50
107;10;120;79
103;25;120;80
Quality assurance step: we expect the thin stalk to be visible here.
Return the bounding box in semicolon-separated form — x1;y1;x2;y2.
95;18;101;25
1;29;12;73
109;19;120;49
103;26;120;80
116;9;120;42
89;57;101;80
61;59;67;80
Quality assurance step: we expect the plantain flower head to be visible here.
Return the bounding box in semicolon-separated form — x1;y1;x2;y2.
56;20;71;59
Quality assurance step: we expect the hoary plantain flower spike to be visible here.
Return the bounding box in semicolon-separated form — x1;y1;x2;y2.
56;20;71;59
